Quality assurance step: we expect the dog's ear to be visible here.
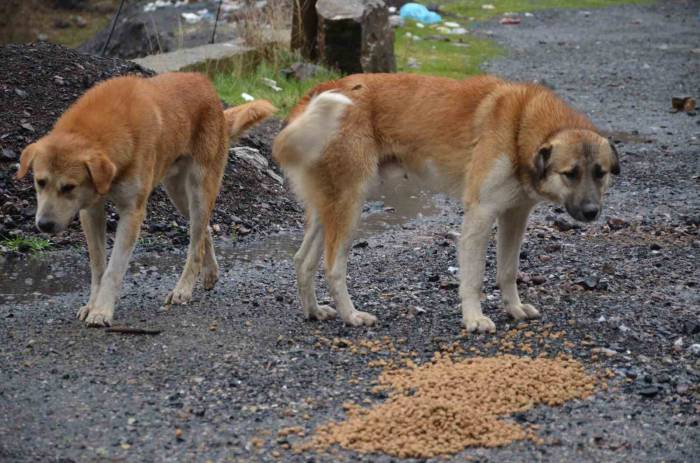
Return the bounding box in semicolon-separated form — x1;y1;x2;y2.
608;141;621;175
224;100;278;139
17;143;38;179
85;153;116;195
533;144;553;180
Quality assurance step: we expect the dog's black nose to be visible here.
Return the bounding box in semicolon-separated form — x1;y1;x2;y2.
37;219;56;234
581;203;599;221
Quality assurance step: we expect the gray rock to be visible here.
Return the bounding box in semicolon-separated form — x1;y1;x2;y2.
316;0;395;73
79;10;167;59
280;62;325;82
232;147;268;171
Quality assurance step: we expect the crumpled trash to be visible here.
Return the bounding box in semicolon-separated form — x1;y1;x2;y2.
671;96;696;113
400;3;442;24
181;9;213;24
499;16;521;25
144;0;187;13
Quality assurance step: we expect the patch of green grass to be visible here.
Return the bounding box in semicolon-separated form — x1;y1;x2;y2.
396;22;503;78
213;51;341;117
395;0;649;78
441;0;650;20
1;236;52;253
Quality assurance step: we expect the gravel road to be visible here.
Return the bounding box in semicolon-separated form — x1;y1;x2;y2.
1;2;698;462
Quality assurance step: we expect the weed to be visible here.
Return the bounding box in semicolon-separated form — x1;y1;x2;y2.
1;236;52;253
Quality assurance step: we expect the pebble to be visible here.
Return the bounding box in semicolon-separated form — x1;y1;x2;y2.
688;344;700;356
638;385;660;398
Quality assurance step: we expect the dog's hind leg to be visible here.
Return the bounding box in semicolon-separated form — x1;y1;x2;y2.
497;205;540;320
76;199;106;318
294;211;336;321
321;193;377;327
165;157;221;305
163;167;218;291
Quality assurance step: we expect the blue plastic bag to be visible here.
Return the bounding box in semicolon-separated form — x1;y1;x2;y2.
399;3;442;24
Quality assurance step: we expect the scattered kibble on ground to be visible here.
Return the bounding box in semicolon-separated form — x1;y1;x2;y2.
299;353;596;458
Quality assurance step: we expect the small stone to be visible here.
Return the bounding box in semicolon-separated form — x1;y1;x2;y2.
445;230;461;241
688;344;700;356
552;218;573;231
14;88;28;98
531;275;546;285
353;240;369;249
20;122;35;132
73;15;87;28
607;217;629;230
575;275;599;290
1;148;17;161
591;347;617;356
638;385;660;398
409;306;426;316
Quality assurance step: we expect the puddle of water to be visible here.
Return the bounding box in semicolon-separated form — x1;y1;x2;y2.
0;252;88;305
0;178;441;303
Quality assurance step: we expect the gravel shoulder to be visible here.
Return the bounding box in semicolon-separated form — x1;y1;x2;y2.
1;2;699;462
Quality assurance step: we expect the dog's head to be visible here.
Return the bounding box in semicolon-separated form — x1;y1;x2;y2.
532;129;620;222
16;133;116;234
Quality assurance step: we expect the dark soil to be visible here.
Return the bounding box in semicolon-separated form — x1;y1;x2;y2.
0;42;302;251
1;2;699;463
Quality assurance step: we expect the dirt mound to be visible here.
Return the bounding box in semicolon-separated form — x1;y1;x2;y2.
0;42;301;251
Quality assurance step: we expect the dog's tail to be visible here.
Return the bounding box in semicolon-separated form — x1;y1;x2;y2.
224;100;277;139
272;91;352;167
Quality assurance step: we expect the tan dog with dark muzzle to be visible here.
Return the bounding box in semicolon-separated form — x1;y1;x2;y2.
17;72;276;326
273;73;619;332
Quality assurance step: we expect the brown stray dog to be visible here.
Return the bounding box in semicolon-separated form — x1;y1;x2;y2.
273;73;619;332
17;72;276;326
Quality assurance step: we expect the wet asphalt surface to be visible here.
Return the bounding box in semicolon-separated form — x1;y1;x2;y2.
1;2;699;462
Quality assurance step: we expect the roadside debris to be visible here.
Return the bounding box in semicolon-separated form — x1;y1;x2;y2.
671;96;696;113
400;3;442;24
105;326;162;335
500;16;522;25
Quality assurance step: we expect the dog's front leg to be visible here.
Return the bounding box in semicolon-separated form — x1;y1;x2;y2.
497;205;540;320
459;205;497;333
77;200;106;316
78;204;146;326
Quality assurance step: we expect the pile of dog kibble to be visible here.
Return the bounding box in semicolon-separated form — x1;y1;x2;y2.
300;353;596;458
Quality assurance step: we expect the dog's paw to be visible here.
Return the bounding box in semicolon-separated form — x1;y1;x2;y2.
77;305;113;327
164;287;193;305
505;303;540;320
307;304;337;321
342;310;377;327
463;314;496;333
202;268;219;291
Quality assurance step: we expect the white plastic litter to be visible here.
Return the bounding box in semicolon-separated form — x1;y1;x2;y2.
444;21;460;28
261;78;282;92
241;93;255;102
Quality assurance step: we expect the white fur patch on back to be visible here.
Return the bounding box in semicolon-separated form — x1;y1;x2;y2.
285;91;353;166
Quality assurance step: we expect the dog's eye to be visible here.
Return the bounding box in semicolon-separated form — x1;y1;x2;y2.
562;169;578;180
60;184;76;194
37;179;46;188
593;166;606;179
